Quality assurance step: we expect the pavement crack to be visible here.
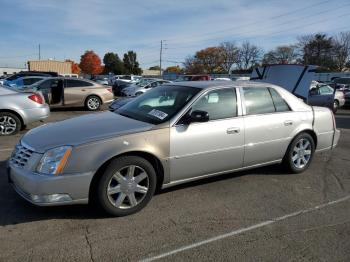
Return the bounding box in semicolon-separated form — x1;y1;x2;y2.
84;226;95;262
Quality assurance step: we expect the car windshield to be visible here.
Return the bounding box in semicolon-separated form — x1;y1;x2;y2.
136;79;155;87
116;85;200;124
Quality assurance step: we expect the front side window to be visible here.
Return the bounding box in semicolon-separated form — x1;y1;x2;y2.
243;87;275;115
116;85;200;124
191;88;237;121
318;85;334;95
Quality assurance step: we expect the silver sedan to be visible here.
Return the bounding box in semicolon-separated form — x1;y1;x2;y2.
0;85;50;135
8;81;340;216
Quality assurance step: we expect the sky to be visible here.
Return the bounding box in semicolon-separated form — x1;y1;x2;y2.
0;0;349;69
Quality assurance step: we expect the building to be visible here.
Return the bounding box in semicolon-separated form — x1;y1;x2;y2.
142;69;161;77
0;67;27;76
28;60;72;74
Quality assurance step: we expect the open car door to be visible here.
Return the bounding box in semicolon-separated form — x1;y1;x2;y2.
251;64;318;103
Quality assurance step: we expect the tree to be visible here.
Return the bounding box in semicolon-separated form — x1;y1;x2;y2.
149;65;160;71
65;59;81;74
79;50;103;75
333;31;350;71
219;41;239;72
194;47;225;73
164;65;183;74
298;34;336;70
103;52;124;74
183;56;205;74
236;41;262;70
262;45;298;65
123;51;142;75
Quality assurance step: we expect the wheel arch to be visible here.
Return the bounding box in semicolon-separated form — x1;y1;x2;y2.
89;151;165;203
0;109;25;129
290;129;318;149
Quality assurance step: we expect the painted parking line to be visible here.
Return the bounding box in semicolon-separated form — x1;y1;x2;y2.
0;148;13;152
141;195;350;262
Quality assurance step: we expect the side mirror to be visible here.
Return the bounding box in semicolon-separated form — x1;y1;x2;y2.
188;110;209;123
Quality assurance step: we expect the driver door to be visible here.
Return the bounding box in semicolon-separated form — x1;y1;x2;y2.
169;88;244;182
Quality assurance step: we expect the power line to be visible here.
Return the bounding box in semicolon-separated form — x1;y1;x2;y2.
168;2;350;48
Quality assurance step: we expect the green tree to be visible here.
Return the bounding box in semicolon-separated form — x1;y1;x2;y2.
298;34;336;69
103;52;125;74
123;51;142;75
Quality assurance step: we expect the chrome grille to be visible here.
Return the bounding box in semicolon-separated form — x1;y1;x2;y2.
10;143;34;168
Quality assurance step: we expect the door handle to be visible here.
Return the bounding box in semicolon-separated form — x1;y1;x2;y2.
284;120;293;126
227;127;240;134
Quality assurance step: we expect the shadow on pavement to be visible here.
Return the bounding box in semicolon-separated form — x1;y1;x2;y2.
0;159;286;226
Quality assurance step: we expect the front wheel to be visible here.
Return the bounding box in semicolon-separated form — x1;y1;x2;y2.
97;156;157;216
283;132;315;174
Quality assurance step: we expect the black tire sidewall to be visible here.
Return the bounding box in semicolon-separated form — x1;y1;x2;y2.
97;156;157;216
0;112;21;136
285;133;315;174
86;96;101;111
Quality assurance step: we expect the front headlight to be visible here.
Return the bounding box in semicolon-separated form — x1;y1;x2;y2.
37;146;72;175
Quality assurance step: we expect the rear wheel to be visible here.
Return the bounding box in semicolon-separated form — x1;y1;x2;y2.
0;112;21;136
283;132;315;173
97;156;157;216
85;95;101;111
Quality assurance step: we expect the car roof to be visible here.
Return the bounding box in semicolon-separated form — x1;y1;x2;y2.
168;80;276;89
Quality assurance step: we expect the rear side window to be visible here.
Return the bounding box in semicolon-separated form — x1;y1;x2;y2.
66;79;93;87
269;88;290;112
243;87;275;115
191;88;237;120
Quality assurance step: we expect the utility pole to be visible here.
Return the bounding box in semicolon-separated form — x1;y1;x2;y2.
159;40;163;76
38;44;41;60
159;40;167;77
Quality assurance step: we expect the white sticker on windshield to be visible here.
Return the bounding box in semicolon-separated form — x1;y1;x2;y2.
148;109;168;120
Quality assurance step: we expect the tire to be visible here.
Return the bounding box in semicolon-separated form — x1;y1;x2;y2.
0;112;21;136
283;132;315;174
85;95;102;111
97;156;157;216
333;100;339;113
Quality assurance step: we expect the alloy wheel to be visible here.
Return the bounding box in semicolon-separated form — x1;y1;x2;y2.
106;165;149;209
0;115;17;135
291;138;312;169
87;97;100;110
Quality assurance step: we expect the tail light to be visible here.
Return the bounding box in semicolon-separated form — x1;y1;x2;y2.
28;94;44;104
107;88;113;93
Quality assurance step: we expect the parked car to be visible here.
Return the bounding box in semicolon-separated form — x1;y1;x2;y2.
4;76;48;89
7;81;339;216
95;79;109;86
23;77;114;111
1;71;58;85
308;81;345;112
214;77;232;81
175;75;211;81
109;97;134;111
111;75;142;84
121;80;172;97
0;85;49;135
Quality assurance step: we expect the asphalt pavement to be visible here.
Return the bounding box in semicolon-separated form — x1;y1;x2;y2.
0;107;349;262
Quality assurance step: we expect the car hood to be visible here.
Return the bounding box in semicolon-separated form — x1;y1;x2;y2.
22;111;154;153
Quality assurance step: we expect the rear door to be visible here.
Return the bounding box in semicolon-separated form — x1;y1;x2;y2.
64;79;93;106
242;87;300;167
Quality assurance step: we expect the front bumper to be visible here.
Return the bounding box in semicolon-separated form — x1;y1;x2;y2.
8;163;94;206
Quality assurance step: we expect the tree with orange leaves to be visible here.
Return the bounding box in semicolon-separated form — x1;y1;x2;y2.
79;50;103;75
65;59;81;75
